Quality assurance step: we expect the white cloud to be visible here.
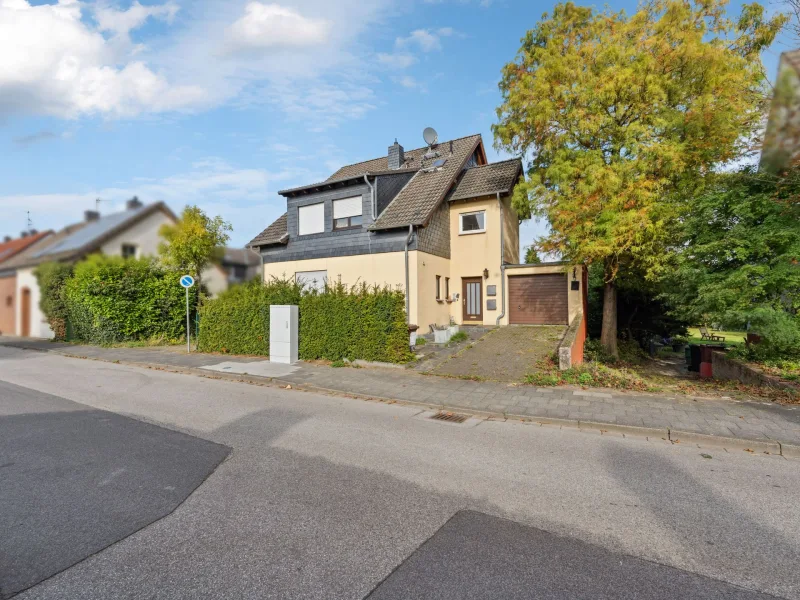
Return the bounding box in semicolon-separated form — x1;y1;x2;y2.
0;158;314;246
0;0;204;118
224;3;330;54
395;27;456;52
377;52;417;69
94;1;179;37
391;75;423;90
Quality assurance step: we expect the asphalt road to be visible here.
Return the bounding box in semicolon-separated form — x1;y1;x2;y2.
1;345;798;600
0;381;229;599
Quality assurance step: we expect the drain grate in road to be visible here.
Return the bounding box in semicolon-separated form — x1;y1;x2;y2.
429;411;470;424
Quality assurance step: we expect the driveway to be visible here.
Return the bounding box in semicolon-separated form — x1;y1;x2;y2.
431;325;566;381
2;346;799;599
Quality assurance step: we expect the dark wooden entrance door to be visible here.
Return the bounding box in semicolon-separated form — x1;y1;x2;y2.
21;287;30;337
462;278;483;323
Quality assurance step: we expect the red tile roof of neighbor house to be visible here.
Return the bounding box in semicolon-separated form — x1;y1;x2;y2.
0;231;52;265
249;133;522;247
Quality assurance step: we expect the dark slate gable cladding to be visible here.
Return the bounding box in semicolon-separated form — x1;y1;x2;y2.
377;171;416;216
259;181;419;264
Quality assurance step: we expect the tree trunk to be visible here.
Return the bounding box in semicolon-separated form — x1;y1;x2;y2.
600;280;618;356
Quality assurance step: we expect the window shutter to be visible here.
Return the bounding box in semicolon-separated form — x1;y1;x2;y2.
298;203;325;235
333;196;362;219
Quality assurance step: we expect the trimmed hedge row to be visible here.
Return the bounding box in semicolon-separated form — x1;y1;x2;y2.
64;255;194;344
197;278;301;355
198;278;412;363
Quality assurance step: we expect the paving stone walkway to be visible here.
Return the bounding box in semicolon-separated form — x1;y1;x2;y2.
3;337;800;449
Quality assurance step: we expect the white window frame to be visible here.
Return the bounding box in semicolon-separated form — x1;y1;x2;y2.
459;210;486;235
295;270;328;292
298;202;325;236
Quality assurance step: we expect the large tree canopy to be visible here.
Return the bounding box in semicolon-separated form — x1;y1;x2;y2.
493;0;785;353
667;167;800;328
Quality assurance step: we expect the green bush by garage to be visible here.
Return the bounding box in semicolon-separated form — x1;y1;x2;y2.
198;278;412;363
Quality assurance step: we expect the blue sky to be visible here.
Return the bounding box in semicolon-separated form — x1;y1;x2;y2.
0;0;792;248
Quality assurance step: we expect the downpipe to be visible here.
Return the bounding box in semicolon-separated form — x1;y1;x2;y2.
496;192;506;325
404;224;414;324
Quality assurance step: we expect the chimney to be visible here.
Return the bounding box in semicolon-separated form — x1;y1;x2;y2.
388;139;404;170
29;229;37;235
126;196;143;211
84;210;100;222
20;231;28;238
3;235;11;243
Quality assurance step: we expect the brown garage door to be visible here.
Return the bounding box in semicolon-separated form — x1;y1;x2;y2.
509;274;568;325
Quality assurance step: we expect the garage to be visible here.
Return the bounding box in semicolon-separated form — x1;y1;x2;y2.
508;274;569;325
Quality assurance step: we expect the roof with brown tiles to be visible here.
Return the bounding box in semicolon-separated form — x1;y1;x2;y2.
249;133;520;245
0;231;52;265
369;134;482;230
447;158;523;202
248;212;288;247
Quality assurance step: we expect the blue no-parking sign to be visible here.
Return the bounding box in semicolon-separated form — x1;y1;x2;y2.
180;275;194;352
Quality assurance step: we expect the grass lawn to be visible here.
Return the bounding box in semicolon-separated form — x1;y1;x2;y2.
686;327;747;347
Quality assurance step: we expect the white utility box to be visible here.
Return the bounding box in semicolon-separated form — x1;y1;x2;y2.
270;305;299;364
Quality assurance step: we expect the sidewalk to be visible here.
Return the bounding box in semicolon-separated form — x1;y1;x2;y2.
3;337;800;453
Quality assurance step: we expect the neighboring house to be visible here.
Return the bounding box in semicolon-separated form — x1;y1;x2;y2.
220;247;262;285
0;198;227;339
761;49;800;172
0;230;53;336
249;131;586;330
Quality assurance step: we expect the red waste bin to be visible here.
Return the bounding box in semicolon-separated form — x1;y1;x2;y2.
699;361;713;378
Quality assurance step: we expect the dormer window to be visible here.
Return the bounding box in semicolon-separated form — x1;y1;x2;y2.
333;196;363;230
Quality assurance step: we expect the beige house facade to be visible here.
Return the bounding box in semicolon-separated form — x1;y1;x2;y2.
252;132;586;333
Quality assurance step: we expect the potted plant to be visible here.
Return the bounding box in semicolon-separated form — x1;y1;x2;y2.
672;335;689;353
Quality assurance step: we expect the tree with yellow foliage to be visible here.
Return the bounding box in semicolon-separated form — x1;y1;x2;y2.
494;0;785;354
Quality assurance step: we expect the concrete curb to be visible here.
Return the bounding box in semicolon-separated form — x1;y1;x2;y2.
5;341;798;458
668;430;781;455
780;443;800;458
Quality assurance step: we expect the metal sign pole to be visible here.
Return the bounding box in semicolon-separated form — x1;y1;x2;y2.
186;286;190;353
180;274;195;354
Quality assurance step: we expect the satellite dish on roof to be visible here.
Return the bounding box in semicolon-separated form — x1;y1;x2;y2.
423;127;438;147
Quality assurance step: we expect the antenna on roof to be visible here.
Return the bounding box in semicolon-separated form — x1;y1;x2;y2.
423;127;438;147
95;198;102;212
26;211;33;230
422;127;441;162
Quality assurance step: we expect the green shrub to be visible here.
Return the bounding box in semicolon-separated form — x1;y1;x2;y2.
198;277;301;355
34;262;73;340
415;336;427;346
64;255;192;345
449;331;469;344
299;281;411;363
198;278;413;363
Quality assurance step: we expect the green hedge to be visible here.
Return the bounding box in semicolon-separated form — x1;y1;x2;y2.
34;262;73;340
64;255;193;344
197;277;302;354
198;278;412;363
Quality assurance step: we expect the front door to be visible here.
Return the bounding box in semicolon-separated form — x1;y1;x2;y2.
462;278;483;323
21;288;30;337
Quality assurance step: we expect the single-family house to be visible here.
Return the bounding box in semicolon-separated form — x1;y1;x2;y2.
0;198;227;338
0;230;53;335
248;131;585;331
220;247;262;285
